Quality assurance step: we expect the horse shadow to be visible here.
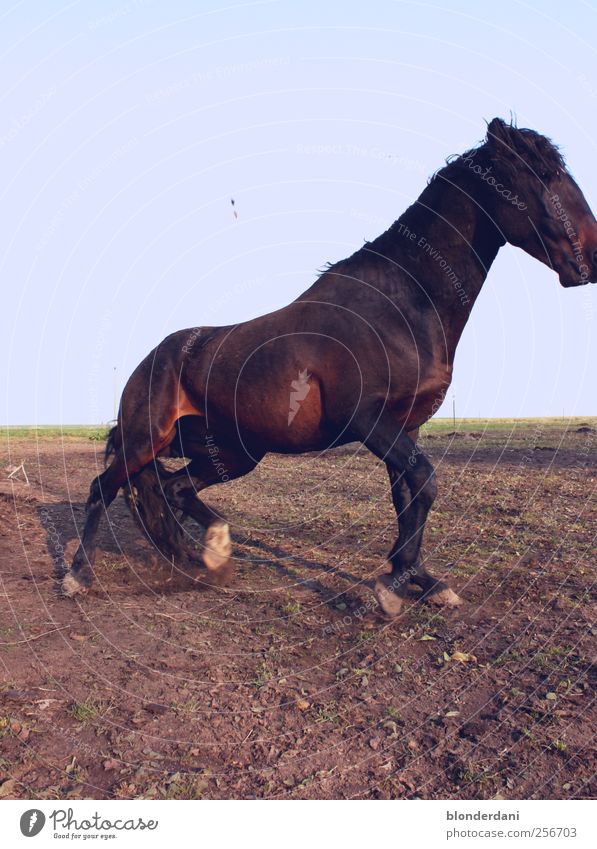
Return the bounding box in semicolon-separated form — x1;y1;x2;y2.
37;499;375;611
37;498;161;583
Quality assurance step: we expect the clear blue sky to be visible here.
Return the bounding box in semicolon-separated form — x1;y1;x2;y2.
2;0;596;424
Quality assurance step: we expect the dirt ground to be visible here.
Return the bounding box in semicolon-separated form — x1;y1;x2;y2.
0;422;595;800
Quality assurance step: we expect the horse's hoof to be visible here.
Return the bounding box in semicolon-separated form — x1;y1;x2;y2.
203;521;232;572
61;572;88;597
205;559;235;587
374;578;404;618
426;587;462;608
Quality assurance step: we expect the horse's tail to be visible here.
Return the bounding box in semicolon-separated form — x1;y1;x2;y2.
124;460;190;565
104;425;119;466
103;418;188;562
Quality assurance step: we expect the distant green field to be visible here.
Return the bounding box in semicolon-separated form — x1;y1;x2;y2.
3;425;111;440
3;417;595;442
421;416;597;434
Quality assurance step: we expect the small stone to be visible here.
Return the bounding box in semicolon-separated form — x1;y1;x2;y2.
0;779;17;797
144;702;168;715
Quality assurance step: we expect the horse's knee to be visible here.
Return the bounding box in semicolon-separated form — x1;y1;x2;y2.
86;475;103;507
410;465;437;507
86;470;121;510
423;470;438;505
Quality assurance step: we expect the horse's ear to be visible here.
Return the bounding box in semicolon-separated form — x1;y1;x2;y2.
487;118;506;142
486;117;509;149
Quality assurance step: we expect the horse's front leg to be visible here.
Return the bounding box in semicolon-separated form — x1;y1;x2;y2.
386;465;461;611
354;412;461;617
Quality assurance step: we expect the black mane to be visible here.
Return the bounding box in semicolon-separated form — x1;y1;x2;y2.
439;117;566;183
323;118;569;275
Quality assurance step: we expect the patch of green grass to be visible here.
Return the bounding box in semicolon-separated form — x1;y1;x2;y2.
354;629;375;646
491;649;524;668
251;661;273;688
532;644;572;672
173;699;201;716
520;727;537;744
254;624;277;637
315;702;340;723
267;645;283;664
282;597;301;617
412;606;446;627
386;706;405;723
65;756;88;785
452;562;480;576
69;698;102;723
577;589;591;604
100;557;127;573
162;772;208;799
457;762;497;796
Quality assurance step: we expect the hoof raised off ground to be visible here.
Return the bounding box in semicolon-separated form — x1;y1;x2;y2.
203;559;235;588
426;587;463;608
61;572;88;597
203;522;232;572
374;578;404;618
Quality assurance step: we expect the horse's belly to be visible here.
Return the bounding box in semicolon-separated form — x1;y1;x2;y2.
235;375;331;451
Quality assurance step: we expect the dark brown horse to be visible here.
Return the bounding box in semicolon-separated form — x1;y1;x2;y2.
64;118;597;616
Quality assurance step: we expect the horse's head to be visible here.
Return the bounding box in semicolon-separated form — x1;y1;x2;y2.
463;118;597;287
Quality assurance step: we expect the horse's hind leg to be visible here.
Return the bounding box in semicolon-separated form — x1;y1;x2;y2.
63;419;179;596
169;479;231;572
165;449;260;580
62;462;122;595
63;329;209;596
166;475;233;581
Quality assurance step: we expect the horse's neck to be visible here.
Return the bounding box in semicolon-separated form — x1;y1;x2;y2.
375;175;505;359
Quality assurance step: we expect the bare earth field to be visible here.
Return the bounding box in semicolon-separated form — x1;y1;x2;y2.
0;419;595;800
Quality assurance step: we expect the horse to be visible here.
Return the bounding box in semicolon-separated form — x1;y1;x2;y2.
63;118;597;617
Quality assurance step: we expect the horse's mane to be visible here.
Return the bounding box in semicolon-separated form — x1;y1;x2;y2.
318;118;567;277
436;117;566;184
